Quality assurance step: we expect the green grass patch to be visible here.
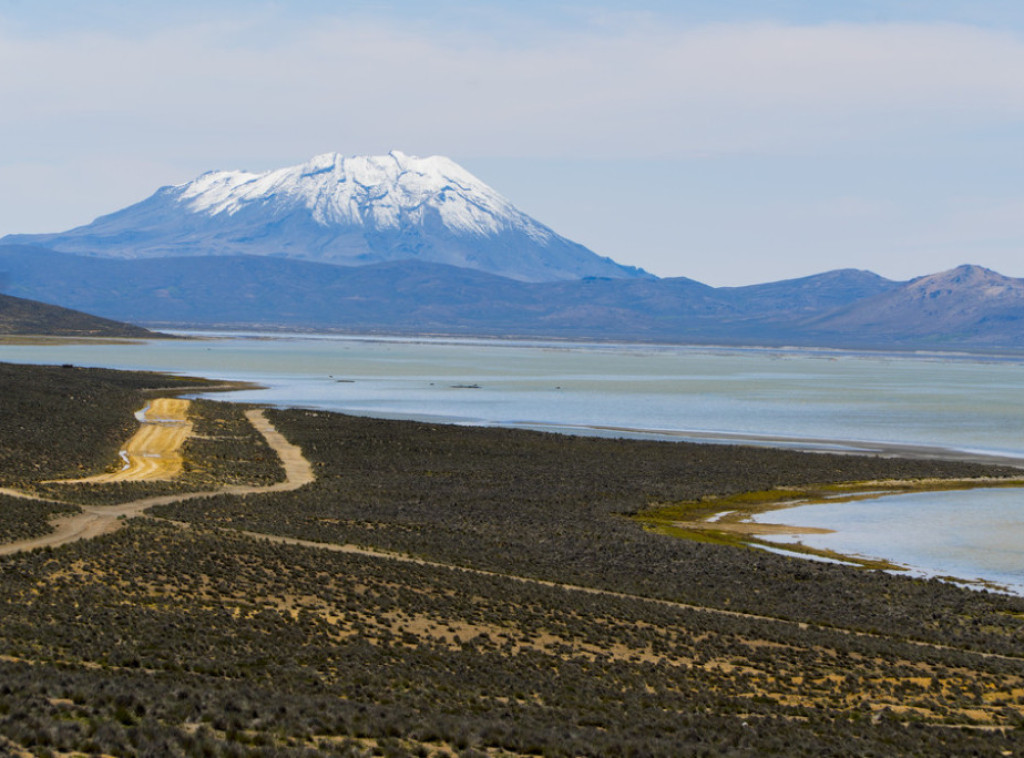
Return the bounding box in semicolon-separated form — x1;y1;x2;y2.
641;522;749;548
635;476;1024;571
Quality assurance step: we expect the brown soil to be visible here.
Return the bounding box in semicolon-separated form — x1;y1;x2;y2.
52;398;193;483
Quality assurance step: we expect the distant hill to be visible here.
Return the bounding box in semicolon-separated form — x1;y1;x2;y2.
805;265;1024;347
0;244;899;345
718;269;899;317
6;150;1023;350
1;151;650;283
2;245;1021;351
0;246;723;337
0;290;160;338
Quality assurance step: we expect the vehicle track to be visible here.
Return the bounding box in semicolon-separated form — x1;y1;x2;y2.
50;398;193;484
231;529;1024;666
2;406;1021;674
0;409;312;556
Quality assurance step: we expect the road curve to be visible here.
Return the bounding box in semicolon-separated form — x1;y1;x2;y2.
0;409;312;556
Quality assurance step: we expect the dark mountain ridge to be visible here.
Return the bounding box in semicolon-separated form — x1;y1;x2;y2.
3;244;1021;350
808;265;1024;346
0;288;159;339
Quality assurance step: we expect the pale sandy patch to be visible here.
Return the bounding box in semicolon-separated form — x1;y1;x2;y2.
0;408;314;555
55;398;193;483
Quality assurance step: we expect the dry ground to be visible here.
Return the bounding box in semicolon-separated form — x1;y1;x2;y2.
2;380;1023;756
0;407;312;556
53;397;193;483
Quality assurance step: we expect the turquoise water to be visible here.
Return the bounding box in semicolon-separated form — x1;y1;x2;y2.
5;332;1023;458
3;332;1023;592
752;488;1024;594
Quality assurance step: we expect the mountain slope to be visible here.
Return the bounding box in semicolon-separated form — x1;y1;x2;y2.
4;245;1021;349
0;291;158;338
0;245;891;342
720;269;899;317
0;247;723;337
809;265;1024;346
2;152;649;283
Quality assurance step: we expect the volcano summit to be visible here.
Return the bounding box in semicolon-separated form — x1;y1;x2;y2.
3;151;649;283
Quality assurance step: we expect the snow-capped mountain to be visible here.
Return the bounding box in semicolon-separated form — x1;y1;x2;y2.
3;151;649;283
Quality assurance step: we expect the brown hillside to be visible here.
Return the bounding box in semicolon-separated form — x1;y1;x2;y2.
0;292;160;338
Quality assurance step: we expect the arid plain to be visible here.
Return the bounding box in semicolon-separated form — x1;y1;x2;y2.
1;361;1023;756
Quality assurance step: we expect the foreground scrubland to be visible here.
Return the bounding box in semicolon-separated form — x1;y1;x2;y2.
1;361;1023;757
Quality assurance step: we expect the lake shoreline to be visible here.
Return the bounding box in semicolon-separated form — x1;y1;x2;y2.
637;476;1024;595
512;419;1024;468
3;361;1024;752
3;333;1023;595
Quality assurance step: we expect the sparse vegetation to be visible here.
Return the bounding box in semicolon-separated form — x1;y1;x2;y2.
0;291;161;338
0;495;79;543
1;361;1023;756
0;362;210;488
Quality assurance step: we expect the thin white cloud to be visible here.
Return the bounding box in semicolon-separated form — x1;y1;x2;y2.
1;16;1023;162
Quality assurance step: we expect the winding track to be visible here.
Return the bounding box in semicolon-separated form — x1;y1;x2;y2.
235;531;1024;665
2;405;1022;676
0;409;313;556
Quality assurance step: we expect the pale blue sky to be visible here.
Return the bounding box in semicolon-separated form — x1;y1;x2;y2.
1;1;1023;284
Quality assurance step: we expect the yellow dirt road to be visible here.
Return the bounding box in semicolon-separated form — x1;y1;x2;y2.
0;409;313;556
63;398;193;483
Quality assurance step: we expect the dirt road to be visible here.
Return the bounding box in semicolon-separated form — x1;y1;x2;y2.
55;398;193;484
0;409;312;556
241;409;314;491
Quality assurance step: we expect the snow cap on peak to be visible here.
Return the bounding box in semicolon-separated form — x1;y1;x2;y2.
2;149;650;283
174;150;548;241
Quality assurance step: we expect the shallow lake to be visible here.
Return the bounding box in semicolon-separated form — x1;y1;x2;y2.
3;331;1023;592
752;488;1024;594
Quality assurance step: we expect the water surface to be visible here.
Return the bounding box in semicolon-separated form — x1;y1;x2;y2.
4;332;1023;458
752;488;1024;594
3;332;1023;592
